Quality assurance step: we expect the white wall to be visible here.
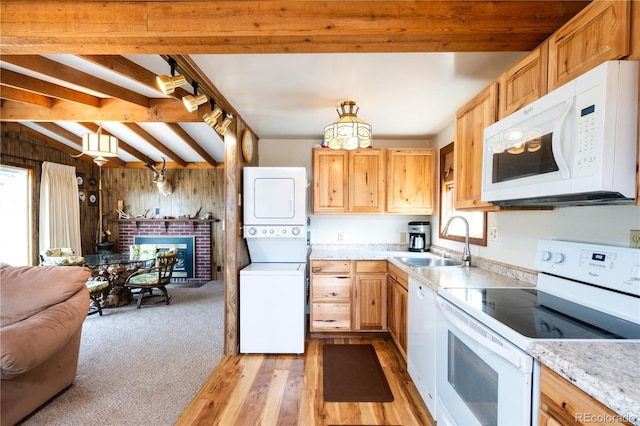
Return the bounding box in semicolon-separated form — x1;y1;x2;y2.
260;131;640;270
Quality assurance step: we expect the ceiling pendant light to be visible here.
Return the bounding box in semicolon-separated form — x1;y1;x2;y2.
82;125;119;159
323;100;372;150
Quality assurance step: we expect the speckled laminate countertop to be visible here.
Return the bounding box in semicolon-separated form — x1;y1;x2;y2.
528;341;640;425
310;245;640;424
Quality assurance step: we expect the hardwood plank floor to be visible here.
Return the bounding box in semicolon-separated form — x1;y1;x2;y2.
176;336;435;425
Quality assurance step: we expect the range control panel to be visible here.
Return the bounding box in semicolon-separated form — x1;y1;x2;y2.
536;239;640;297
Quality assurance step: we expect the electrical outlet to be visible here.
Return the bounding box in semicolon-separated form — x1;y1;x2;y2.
489;226;499;241
630;229;640;248
337;232;344;243
154;207;160;215
400;232;407;243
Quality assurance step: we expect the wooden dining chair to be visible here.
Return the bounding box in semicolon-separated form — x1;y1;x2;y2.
124;248;178;309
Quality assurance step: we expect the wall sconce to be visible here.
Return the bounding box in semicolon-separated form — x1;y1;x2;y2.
156;59;187;95
214;115;233;136
203;105;224;128
182;82;208;112
323;100;372;150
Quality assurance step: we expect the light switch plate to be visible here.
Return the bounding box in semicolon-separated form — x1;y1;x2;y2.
630;230;640;248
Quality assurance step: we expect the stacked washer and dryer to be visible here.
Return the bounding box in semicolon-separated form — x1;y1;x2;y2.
239;167;308;354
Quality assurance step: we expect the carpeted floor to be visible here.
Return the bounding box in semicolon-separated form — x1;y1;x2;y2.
20;281;225;426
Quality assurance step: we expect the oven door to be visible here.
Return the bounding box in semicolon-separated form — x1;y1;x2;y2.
436;297;533;426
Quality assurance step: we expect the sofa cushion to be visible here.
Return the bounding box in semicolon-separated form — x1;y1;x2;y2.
0;266;90;327
1;287;89;380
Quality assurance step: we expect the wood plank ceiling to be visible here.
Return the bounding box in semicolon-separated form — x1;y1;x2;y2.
0;1;591;168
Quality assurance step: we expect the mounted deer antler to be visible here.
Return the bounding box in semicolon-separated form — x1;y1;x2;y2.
145;157;173;196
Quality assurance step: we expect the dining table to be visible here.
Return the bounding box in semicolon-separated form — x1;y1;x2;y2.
84;253;155;308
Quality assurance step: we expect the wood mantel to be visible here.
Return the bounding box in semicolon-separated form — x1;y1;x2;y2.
113;218;219;232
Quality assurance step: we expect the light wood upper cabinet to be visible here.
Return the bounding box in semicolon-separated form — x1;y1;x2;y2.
386;148;437;214
548;0;631;90
454;83;500;211
313;148;385;214
313;149;348;213
498;43;549;119
349;149;386;213
538;365;632;426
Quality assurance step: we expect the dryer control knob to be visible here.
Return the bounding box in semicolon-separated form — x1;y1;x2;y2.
540;251;552;262
248;227;257;236
292;227;300;236
552;252;566;264
282;229;287;234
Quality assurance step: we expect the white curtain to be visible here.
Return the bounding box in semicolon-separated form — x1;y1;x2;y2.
39;162;82;254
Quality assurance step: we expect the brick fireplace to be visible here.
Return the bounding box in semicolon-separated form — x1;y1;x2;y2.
116;220;213;284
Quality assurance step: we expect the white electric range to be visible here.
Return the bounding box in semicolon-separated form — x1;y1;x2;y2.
435;239;640;425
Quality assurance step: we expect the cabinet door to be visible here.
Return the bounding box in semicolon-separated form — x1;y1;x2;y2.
539;365;632;426
386;148;437;214
396;283;408;357
313;149;348;213
548;0;631;89
454;82;500;211
354;272;387;331
349;149;385;213
498;43;549;119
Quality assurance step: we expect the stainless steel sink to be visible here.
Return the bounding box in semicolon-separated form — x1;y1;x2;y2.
395;256;464;267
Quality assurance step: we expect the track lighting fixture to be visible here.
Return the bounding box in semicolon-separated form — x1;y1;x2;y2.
203;105;224;128
214;115;233;136
182;82;208;112
160;56;235;135
156;59;187;95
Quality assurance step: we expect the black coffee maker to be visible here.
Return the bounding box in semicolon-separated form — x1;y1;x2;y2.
408;221;430;252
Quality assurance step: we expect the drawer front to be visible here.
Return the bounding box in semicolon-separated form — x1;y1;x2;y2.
311;260;351;274
356;260;387;273
387;262;408;290
311;303;351;331
311;275;351;302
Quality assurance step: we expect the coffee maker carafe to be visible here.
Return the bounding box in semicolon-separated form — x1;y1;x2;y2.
408;221;430;252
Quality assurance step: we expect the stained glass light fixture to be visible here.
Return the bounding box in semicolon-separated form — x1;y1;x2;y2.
323;100;372;150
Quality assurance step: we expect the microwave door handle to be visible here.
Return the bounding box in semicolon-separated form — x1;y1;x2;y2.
437;300;532;374
552;99;573;179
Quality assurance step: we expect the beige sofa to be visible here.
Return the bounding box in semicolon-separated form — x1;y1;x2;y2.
0;264;90;426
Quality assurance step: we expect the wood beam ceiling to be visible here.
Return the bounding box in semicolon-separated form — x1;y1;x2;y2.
0;1;591;54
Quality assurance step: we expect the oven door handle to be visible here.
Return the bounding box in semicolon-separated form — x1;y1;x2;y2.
438;300;532;374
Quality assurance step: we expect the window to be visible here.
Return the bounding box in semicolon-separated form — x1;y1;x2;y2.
0;165;32;265
439;143;487;246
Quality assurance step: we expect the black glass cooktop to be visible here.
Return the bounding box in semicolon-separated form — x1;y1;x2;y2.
441;288;640;340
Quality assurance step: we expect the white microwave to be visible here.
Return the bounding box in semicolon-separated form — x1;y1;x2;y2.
482;60;638;206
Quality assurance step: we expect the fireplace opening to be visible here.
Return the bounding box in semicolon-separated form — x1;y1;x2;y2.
134;236;195;278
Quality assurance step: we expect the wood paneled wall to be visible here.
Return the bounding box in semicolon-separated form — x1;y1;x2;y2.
1;123;225;274
102;166;224;280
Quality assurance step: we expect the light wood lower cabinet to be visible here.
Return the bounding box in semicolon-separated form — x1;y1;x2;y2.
387;262;408;360
310;259;387;332
354;260;387;331
310;260;352;332
538;365;632;426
